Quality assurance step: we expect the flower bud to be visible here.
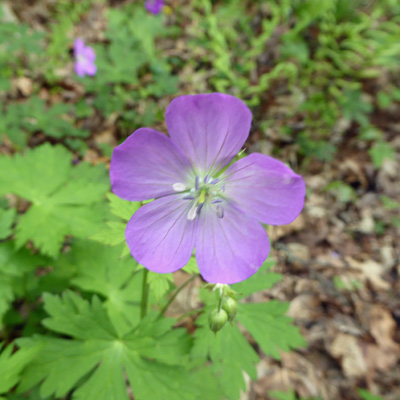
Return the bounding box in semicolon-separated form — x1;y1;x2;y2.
208;309;228;333
221;296;237;322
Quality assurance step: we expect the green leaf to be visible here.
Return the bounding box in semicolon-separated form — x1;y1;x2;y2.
359;126;383;141
182;256;200;274
0;207;16;239
340;90;372;126
269;390;322;400
231;259;281;298
0;342;40;395
325;180;357;203
380;195;400;210
392;216;400;229
0;22;43;59
236;301;306;359
191;312;259;400
1;96;88;145
90;221;126;246
269;390;297;400
193;284;305;399
147;271;174;302
297;133;337;162
333;276;363;291
0;144;109;257
0;242;49;328
0;104;27;148
17;291;209;400
0;144;71;200
134;264;175;304
369;141;395;168
90;193;139;257
357;388;383;400
106;193;141;220
377;91;392;109
58;240;142;336
20;96;89;139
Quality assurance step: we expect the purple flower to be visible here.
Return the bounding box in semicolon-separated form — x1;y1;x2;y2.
145;0;164;14
73;38;97;77
110;93;305;284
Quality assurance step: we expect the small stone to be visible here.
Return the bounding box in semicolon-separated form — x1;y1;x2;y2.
357;209;375;234
287;293;320;322
286;242;310;268
13;77;34;97
330;333;367;378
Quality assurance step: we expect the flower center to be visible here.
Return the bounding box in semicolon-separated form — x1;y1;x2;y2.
172;175;225;220
76;54;87;63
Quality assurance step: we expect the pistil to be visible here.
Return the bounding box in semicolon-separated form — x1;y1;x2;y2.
177;174;226;220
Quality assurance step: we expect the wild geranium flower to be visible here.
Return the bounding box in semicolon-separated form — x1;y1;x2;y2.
110;93;305;284
73;38;97;77
145;0;164;14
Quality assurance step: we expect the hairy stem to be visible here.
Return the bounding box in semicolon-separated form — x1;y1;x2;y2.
217;290;223;312
140;269;149;319
158;274;198;319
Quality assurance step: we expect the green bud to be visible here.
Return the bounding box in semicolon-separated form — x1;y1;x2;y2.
208;309;228;333
221;296;237;322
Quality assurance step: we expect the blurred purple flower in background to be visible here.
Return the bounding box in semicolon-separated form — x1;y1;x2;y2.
73;38;97;77
145;0;164;15
110;93;306;284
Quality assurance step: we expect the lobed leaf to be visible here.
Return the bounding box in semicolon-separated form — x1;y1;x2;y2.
0;342;40;395
0;207;16;240
16;291;210;400
236;301;306;359
231;259;281;298
191;313;259;400
59;240;142;336
0;242;49;328
0;144;110;257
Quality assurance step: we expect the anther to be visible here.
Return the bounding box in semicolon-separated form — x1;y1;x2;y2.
196;203;204;216
195;175;200;191
172;182;186;192
210;178;220;185
187;203;198;220
216;204;224;218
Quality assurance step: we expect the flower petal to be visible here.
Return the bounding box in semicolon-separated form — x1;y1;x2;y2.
165;93;252;174
223;153;306;225
125;195;197;273
73;38;85;54
145;0;164;14
110;128;192;201
84;61;97;76
74;61;86;77
195;204;269;284
83;46;96;62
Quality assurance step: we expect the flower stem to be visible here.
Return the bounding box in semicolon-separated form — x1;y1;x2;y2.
140;269;149;319
158;274;198;319
217;291;223;312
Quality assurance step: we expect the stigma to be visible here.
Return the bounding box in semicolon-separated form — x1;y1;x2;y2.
179;175;225;220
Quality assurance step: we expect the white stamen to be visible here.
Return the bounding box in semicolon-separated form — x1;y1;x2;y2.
172;182;186;192
216;204;224;218
187;203;198;220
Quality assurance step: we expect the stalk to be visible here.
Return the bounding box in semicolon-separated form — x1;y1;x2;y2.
140;269;150;319
158;274;198;319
